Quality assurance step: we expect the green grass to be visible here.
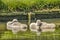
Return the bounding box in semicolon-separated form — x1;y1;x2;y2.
0;0;60;12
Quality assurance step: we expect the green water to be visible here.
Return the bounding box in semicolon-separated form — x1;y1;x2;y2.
0;18;60;40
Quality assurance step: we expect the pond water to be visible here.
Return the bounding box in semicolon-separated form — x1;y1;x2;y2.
0;18;60;40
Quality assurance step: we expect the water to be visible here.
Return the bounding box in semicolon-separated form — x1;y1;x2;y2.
0;18;60;40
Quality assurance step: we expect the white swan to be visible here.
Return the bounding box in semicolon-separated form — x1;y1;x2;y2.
30;20;41;36
7;19;28;34
7;21;12;30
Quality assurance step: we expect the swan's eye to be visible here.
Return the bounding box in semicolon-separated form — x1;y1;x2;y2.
23;27;27;29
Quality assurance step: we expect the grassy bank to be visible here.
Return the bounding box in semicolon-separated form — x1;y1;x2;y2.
0;0;60;12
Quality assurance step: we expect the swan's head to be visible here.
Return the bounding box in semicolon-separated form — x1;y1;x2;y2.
36;20;41;26
12;19;18;22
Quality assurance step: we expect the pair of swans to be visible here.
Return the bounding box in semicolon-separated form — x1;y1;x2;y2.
7;19;56;36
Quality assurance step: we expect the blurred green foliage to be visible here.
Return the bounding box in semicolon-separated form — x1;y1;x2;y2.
0;0;60;12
